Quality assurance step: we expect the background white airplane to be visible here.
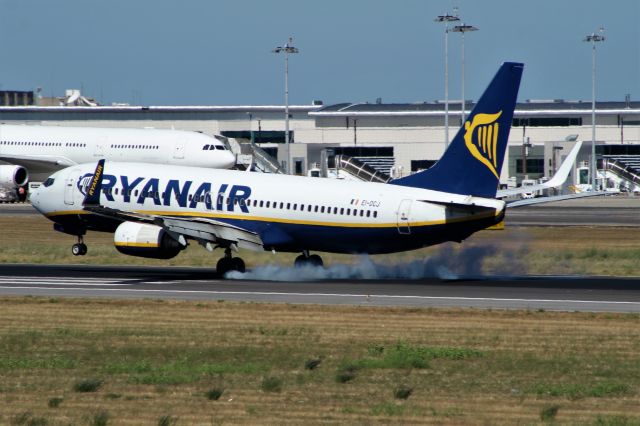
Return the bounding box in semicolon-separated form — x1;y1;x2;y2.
0;124;236;189
32;62;531;275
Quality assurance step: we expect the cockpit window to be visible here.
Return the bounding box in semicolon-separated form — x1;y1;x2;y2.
203;144;210;150
215;145;225;150
43;177;55;187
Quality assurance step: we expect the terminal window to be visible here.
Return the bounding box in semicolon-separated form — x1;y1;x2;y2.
513;117;582;127
516;159;544;174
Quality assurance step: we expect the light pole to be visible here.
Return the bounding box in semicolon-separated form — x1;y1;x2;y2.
452;23;478;124
435;10;460;148
584;27;605;191
273;37;299;174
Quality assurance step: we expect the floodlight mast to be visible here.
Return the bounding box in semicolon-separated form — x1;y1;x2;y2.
452;23;478;124
583;27;605;191
435;10;460;149
273;37;299;174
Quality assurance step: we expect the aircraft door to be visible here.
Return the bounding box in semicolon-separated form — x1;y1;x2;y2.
173;141;185;159
396;199;412;234
93;135;106;157
64;171;80;206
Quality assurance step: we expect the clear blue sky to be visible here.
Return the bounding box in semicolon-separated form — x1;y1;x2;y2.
1;0;638;106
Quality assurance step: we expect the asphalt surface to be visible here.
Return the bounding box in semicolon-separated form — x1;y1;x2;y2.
0;264;639;313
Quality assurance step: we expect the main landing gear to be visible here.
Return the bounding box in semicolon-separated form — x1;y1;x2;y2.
71;236;88;256
294;250;323;268
216;247;246;276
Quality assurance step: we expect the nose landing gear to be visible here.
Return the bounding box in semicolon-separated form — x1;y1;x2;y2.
71;236;88;256
216;247;246;276
294;250;323;268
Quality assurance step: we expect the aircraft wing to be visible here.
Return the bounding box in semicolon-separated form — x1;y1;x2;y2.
506;191;608;207
0;154;76;172
85;205;264;251
82;160;263;251
496;141;582;198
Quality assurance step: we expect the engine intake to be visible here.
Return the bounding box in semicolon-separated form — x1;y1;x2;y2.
114;222;183;259
0;165;28;187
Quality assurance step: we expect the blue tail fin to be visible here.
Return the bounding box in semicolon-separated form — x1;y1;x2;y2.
391;62;523;198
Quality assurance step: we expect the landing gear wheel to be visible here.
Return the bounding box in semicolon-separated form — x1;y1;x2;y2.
72;243;87;256
294;253;324;268
217;254;246;276
308;254;323;267
217;257;232;276
294;254;307;268
231;257;246;273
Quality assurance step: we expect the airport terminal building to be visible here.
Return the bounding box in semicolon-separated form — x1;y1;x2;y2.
1;98;639;187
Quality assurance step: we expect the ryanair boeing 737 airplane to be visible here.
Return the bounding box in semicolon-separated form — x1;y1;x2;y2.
32;62;527;275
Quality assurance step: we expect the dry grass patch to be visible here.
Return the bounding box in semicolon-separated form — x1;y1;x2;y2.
1;297;640;423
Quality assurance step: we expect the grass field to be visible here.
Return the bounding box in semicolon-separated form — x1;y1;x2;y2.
1;214;640;423
0;214;639;277
2;297;640;424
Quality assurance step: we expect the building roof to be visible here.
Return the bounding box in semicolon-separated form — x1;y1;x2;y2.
310;100;640;117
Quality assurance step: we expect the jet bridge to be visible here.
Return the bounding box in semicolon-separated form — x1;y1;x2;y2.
334;155;391;183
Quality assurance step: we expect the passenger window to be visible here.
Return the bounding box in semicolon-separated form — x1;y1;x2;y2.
360;210;364;217
314;206;318;213
287;203;291;210
374;211;378;218
366;211;371;217
347;208;351;215
340;208;344;215
266;201;270;208
320;206;325;213
293;204;297;210
188;194;193;201
280;202;284;209
259;201;264;208
333;207;338;214
353;210;357;216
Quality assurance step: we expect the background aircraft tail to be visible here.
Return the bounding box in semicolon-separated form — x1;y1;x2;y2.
391;62;523;198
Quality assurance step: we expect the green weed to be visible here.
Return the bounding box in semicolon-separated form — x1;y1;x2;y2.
540;404;560;421
74;378;104;393
47;397;63;408
261;376;283;392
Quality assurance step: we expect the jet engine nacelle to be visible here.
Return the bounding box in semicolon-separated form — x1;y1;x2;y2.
0;165;28;187
114;221;183;259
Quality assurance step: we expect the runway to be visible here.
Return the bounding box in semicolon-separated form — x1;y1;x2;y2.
0;264;639;313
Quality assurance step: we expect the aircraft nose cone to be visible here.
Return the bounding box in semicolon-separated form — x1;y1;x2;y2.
30;187;43;212
223;151;236;169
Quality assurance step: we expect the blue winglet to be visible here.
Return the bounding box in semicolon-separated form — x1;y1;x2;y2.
390;62;524;198
82;159;105;206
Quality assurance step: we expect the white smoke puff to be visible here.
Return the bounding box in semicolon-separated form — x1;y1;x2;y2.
225;241;529;281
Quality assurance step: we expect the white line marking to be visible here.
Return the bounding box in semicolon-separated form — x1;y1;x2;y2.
0;285;638;306
0;282;128;287
0;276;129;283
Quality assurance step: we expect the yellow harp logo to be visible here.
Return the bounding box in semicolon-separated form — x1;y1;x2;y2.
463;111;503;178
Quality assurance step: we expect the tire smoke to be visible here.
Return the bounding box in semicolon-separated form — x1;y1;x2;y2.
226;241;528;281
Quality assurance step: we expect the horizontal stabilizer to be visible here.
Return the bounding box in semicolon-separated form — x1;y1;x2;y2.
507;191;608;207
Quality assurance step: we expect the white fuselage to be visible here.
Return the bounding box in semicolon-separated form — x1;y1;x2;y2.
0;124;235;183
32;162;505;254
